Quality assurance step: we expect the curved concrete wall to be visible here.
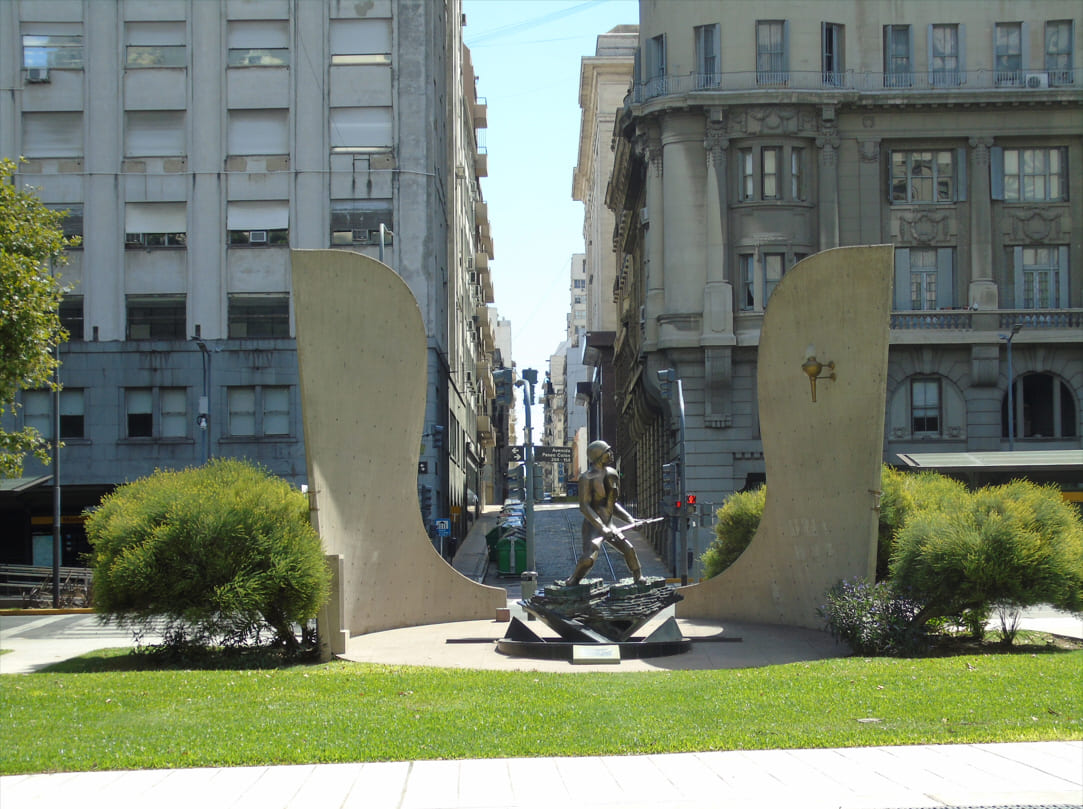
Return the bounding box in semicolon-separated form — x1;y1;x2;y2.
677;245;893;629
291;250;505;636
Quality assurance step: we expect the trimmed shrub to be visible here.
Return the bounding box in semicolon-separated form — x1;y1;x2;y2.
890;479;1083;631
86;459;330;653
877;467;967;580
700;485;765;578
818;578;926;656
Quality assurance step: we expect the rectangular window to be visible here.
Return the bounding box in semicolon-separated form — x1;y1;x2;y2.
761;147;781;199
329;107;392;153
763;253;785;303
227;386;291;437
330;18;391;64
739;255;755;310
125;387;186;439
694;24;720;89
1015;246;1068;309
126;21;186;67
59;296;83;341
45;203;83;241
22;389;84;440
994;22;1024;85
891;150;956;203
884;25;913;87
894;247;954;310
126;388;153;437
125;110;186;157
999;147;1067;202
1045;21;1074;85
228;294;290;338
22;33;83;69
330;201;393;244
227;20;289;67
227;200;289;246
929;24;962;87
126;295;186;340
739;149;754;201
756;21;788;85
228;109;289;156
911;378;941;436
791;149;806;201
822;23;845;86
21;112;82;158
125;202;187;248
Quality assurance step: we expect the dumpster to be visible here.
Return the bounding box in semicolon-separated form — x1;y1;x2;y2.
497;534;527;576
485;526;501;562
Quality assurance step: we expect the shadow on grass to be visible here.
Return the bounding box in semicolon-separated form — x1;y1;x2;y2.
920;631;1083;658
39;645;322;674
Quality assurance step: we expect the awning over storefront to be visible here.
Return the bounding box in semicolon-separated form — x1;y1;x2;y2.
896;450;1083;472
0;475;52;493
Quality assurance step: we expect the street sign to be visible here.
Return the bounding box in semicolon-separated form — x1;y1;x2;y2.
418;461;428;473
435;518;451;537
507;445;525;463
535;445;573;464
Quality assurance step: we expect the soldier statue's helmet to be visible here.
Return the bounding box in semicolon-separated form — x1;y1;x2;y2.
586;440;612;464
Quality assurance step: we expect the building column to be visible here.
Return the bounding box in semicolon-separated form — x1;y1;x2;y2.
968;137;998;309
857;139;882;246
702;116;735;429
638;129;664;351
816;107;840;249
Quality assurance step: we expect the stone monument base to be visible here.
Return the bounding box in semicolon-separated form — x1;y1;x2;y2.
496;577;690;661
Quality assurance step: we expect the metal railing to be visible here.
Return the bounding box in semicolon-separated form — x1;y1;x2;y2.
0;564;92;608
633;67;1080;102
890;308;1083;330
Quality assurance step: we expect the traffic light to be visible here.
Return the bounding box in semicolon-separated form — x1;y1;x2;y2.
533;463;544;500
686;493;697;510
494;368;514;406
661;462;678;497
432;424;444;448
657;368;675;400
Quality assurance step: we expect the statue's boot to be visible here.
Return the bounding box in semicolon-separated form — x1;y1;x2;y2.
565;554;595;586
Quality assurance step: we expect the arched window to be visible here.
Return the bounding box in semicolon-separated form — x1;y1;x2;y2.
1002;372;1077;439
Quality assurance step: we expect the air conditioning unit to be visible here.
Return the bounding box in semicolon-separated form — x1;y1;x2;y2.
1025;72;1049;88
248;230;268;244
26;67;50;83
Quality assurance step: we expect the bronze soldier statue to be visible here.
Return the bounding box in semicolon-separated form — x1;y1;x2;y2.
565;440;644;585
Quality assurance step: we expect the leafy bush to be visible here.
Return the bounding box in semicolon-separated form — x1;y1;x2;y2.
877;467;967;580
818;578;926;656
86;459;330;654
700;485;765;578
890;479;1083;631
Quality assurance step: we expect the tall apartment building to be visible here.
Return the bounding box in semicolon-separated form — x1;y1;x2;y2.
605;1;1082;565
0;0;499;563
573;26;638;451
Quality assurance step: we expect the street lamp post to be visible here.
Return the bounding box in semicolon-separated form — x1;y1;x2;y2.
517;369;538;572
999;323;1022;450
194;338;212;463
51;337;60;607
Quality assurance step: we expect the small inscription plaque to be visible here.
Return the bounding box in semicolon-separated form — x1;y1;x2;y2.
572;644;621;664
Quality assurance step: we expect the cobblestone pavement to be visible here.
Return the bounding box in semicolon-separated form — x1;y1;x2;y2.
484;502;671;592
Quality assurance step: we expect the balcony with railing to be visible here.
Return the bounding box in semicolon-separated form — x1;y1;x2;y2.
633;67;1080;103
890;309;1083;332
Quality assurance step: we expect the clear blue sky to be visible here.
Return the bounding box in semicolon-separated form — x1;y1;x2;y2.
463;0;638;441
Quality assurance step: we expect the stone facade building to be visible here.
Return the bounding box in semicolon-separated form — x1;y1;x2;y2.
0;0;499;563
606;0;1082;566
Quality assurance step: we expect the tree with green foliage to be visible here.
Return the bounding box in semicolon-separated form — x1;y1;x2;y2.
0;158;75;478
891;479;1083;632
700;485;766;578
86;459;331;654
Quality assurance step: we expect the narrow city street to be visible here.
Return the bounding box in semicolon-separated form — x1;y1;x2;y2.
481;502;672;592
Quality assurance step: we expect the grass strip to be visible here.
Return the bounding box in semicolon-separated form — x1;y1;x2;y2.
1;651;1080;774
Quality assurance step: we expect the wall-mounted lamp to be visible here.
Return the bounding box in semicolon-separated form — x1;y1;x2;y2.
801;345;835;403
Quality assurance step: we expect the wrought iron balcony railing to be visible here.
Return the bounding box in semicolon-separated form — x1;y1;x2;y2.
633;67;1080;103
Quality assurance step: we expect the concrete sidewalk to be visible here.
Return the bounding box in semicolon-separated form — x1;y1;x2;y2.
2;742;1080;808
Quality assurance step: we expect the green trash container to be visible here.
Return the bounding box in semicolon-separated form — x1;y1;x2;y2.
485;527;501;562
497;535;526;576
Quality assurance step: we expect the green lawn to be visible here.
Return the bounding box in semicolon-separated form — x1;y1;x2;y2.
1;649;1080;775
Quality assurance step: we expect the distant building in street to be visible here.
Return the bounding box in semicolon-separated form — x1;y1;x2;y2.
0;0;501;563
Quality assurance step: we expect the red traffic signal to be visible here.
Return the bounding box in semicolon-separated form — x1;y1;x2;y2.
686;494;696;506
